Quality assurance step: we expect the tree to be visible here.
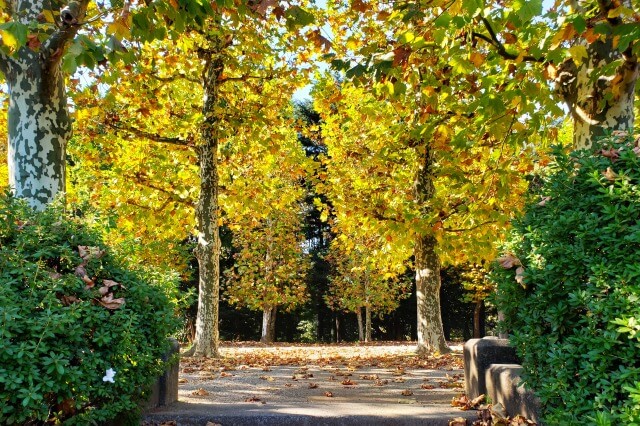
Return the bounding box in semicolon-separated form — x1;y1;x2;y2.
0;0;207;209
326;236;410;342
221;101;312;343
68;2;319;355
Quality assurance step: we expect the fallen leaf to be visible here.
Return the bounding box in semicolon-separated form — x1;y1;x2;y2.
220;371;234;377
600;147;620;160
178;378;188;384
59;295;80;306
393;377;406;383
206;422;222;426
359;374;379;380
341;379;356;386
603;167;617;181
448;417;467;426
401;389;413;396
259;375;275;382
538;196;551;206
515;266;526;288
98;293;125;310
244;396;265;404
497;253;522;269
374;379;389;386
421;383;435;389
324;391;333;397
308;383;318;389
192;388;209;396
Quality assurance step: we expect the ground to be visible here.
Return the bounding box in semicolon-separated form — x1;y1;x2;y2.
142;341;482;425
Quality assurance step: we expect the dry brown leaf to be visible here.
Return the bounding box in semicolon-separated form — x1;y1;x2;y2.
192;388;209;396
308;383;318;389
537;196;551;207
359;374;379;380
603;167;617;181
341;379;356;386
324;391;333;397
421;383;435;389
497;253;522;269
259;375;275;382
178;378;188;384
205;422;222;426
449;417;467;426
244;396;265;404
393;377;406;383
99;293;125;310
401;389;413;396
374;379;389;386
600;147;620;160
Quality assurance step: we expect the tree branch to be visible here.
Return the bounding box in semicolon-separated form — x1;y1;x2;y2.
218;73;275;83
151;72;200;85
41;0;91;64
472;17;544;63
107;121;195;147
444;220;496;233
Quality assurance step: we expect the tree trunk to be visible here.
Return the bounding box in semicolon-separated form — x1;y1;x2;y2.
414;144;450;355
473;300;484;339
2;0;88;210
555;30;638;149
356;308;364;342
365;305;372;343
260;305;278;343
184;45;224;358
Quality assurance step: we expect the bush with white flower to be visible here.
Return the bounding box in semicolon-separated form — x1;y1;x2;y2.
0;194;180;424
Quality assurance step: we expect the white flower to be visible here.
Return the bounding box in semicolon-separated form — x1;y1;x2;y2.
103;368;116;383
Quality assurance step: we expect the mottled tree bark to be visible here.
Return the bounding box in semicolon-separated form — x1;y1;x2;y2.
357;308;364;341
184;45;224;358
365;304;372;343
414;144;450;355
260;305;278;343
2;0;88;210
554;2;638;148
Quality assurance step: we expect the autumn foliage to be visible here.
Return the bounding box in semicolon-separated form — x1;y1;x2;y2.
0;194;179;424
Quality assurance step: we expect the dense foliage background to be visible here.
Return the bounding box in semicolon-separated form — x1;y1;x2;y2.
492;135;640;424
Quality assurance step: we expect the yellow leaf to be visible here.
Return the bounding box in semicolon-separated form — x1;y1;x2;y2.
41;10;55;23
0;30;17;50
568;45;588;65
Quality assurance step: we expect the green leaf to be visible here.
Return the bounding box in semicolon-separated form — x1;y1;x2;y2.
0;22;28;50
285;6;315;30
513;0;542;22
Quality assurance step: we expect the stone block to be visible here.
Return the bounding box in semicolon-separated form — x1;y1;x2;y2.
463;337;519;398
485;364;540;423
145;338;180;409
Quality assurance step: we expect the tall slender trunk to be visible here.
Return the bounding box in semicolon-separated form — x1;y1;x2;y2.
473;300;484;339
356;308;364;342
260;305;278;343
7;53;70;210
2;0;88;210
365;305;372;343
184;44;224;358
414;144;449;355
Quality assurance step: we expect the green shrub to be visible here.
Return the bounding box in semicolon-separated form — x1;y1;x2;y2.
491;135;640;424
0;194;180;424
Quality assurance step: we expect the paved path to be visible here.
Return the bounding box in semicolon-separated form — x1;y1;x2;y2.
143;343;479;425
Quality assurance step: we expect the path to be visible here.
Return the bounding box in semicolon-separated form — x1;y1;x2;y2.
143;342;479;425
